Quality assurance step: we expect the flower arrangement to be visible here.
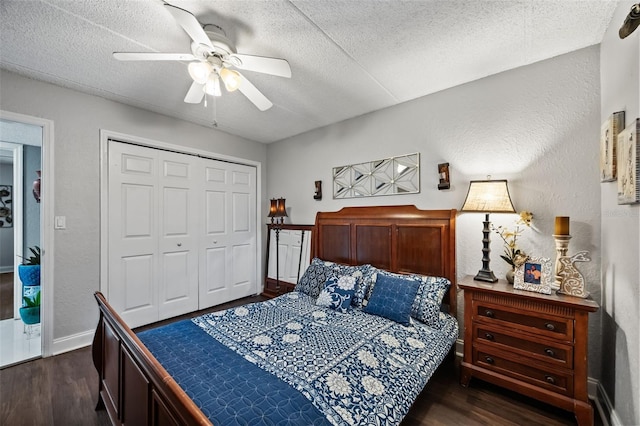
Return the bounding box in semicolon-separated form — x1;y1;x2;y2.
491;211;533;269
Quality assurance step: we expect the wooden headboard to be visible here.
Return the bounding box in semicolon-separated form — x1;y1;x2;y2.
312;205;457;316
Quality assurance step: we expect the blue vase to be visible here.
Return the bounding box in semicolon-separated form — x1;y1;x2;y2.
18;264;40;286
19;306;40;325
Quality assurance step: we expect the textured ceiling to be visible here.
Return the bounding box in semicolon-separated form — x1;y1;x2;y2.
0;0;618;143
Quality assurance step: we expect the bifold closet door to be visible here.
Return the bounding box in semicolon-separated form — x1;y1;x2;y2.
199;160;256;309
108;141;199;327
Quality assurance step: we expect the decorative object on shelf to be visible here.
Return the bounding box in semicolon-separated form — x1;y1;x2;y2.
600;112;625;182
553;216;571;288
314;180;322;200
461;177;516;283
557;251;590;298
333;153;420;198
437;163;450;190
619;3;640;39
513;256;553;295
492;211;533;284
33;170;42;203
616;118;640;205
19;290;41;325
0;185;13;228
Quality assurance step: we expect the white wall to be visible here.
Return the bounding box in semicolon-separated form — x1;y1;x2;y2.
599;2;640;424
0;70;267;347
268;46;603;378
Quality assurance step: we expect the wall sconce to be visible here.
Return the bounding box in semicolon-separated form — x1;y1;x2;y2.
460;178;516;282
438;163;450;190
314;180;322;200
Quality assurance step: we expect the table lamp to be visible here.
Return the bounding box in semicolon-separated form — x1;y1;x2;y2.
461;178;516;282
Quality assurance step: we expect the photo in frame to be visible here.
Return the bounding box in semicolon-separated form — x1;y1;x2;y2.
617;118;640;205
514;256;553;295
600;111;625;182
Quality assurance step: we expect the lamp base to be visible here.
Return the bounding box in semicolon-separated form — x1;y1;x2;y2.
474;269;498;283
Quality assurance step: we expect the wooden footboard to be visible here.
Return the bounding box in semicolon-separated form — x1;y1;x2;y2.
92;291;211;426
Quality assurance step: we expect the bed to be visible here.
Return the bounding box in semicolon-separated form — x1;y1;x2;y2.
92;205;458;425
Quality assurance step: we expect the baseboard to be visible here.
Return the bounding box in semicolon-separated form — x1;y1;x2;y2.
0;266;14;273
51;329;94;356
591;378;624;426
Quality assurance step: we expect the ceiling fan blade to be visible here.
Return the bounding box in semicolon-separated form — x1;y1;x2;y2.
184;81;205;104
164;4;214;50
113;52;196;61
231;54;291;78
237;73;273;111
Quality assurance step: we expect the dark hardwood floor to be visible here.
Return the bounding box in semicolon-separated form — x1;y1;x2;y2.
0;295;602;426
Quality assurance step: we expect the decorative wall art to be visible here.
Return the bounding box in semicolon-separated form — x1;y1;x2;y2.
617;118;640;204
0;185;13;228
600;111;625;182
333;153;420;199
513;256;553;295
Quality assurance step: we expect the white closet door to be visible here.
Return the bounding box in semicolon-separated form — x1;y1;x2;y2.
157;150;200;320
108;142;160;327
199;160;256;308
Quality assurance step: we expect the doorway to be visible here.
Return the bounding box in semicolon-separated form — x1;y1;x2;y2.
0;112;50;368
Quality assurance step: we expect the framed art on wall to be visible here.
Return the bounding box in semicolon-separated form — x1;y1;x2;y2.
600;111;625;182
0;185;12;228
513;256;552;295
617;118;640;205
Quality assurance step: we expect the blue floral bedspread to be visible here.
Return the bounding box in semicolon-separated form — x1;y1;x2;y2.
186;292;458;425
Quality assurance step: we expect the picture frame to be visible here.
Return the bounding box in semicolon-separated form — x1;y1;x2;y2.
513;256;553;295
600;111;625;182
0;185;12;228
617;118;640;205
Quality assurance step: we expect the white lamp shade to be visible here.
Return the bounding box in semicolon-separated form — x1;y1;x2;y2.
220;68;241;92
188;61;212;84
460;179;516;213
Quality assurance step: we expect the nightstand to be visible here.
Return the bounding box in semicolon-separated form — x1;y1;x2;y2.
459;276;599;426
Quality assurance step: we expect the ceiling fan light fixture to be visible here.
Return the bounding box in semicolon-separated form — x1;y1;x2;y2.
204;74;222;97
188;61;212;84
220;68;242;92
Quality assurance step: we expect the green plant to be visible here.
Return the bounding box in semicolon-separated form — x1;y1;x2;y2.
19;245;41;265
491;211;533;269
23;290;40;308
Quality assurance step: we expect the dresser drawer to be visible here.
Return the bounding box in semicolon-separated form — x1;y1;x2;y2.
473;301;573;341
474;325;573;368
474;348;573;396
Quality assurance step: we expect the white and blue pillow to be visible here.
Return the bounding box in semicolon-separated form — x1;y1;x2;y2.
316;276;357;313
363;273;420;325
295;258;375;308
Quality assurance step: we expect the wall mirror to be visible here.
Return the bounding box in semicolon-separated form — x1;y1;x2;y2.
264;224;313;297
333;153;420;198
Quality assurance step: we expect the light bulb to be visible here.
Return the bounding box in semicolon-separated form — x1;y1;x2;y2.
204;74;221;97
188;61;212;84
219;68;241;92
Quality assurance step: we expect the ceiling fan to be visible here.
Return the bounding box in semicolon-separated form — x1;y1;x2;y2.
113;3;291;111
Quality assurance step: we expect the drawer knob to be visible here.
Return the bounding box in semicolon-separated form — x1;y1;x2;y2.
484;310;495;318
484;333;495;341
485;356;495;365
545;322;556;331
544;375;556;385
544;348;556;357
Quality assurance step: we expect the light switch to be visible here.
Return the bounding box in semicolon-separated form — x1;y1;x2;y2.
54;216;66;229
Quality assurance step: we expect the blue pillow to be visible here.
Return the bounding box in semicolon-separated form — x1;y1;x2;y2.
364;273;420;325
368;269;451;328
316;276;357;313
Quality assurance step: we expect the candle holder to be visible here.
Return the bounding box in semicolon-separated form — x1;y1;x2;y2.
553;234;571;288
